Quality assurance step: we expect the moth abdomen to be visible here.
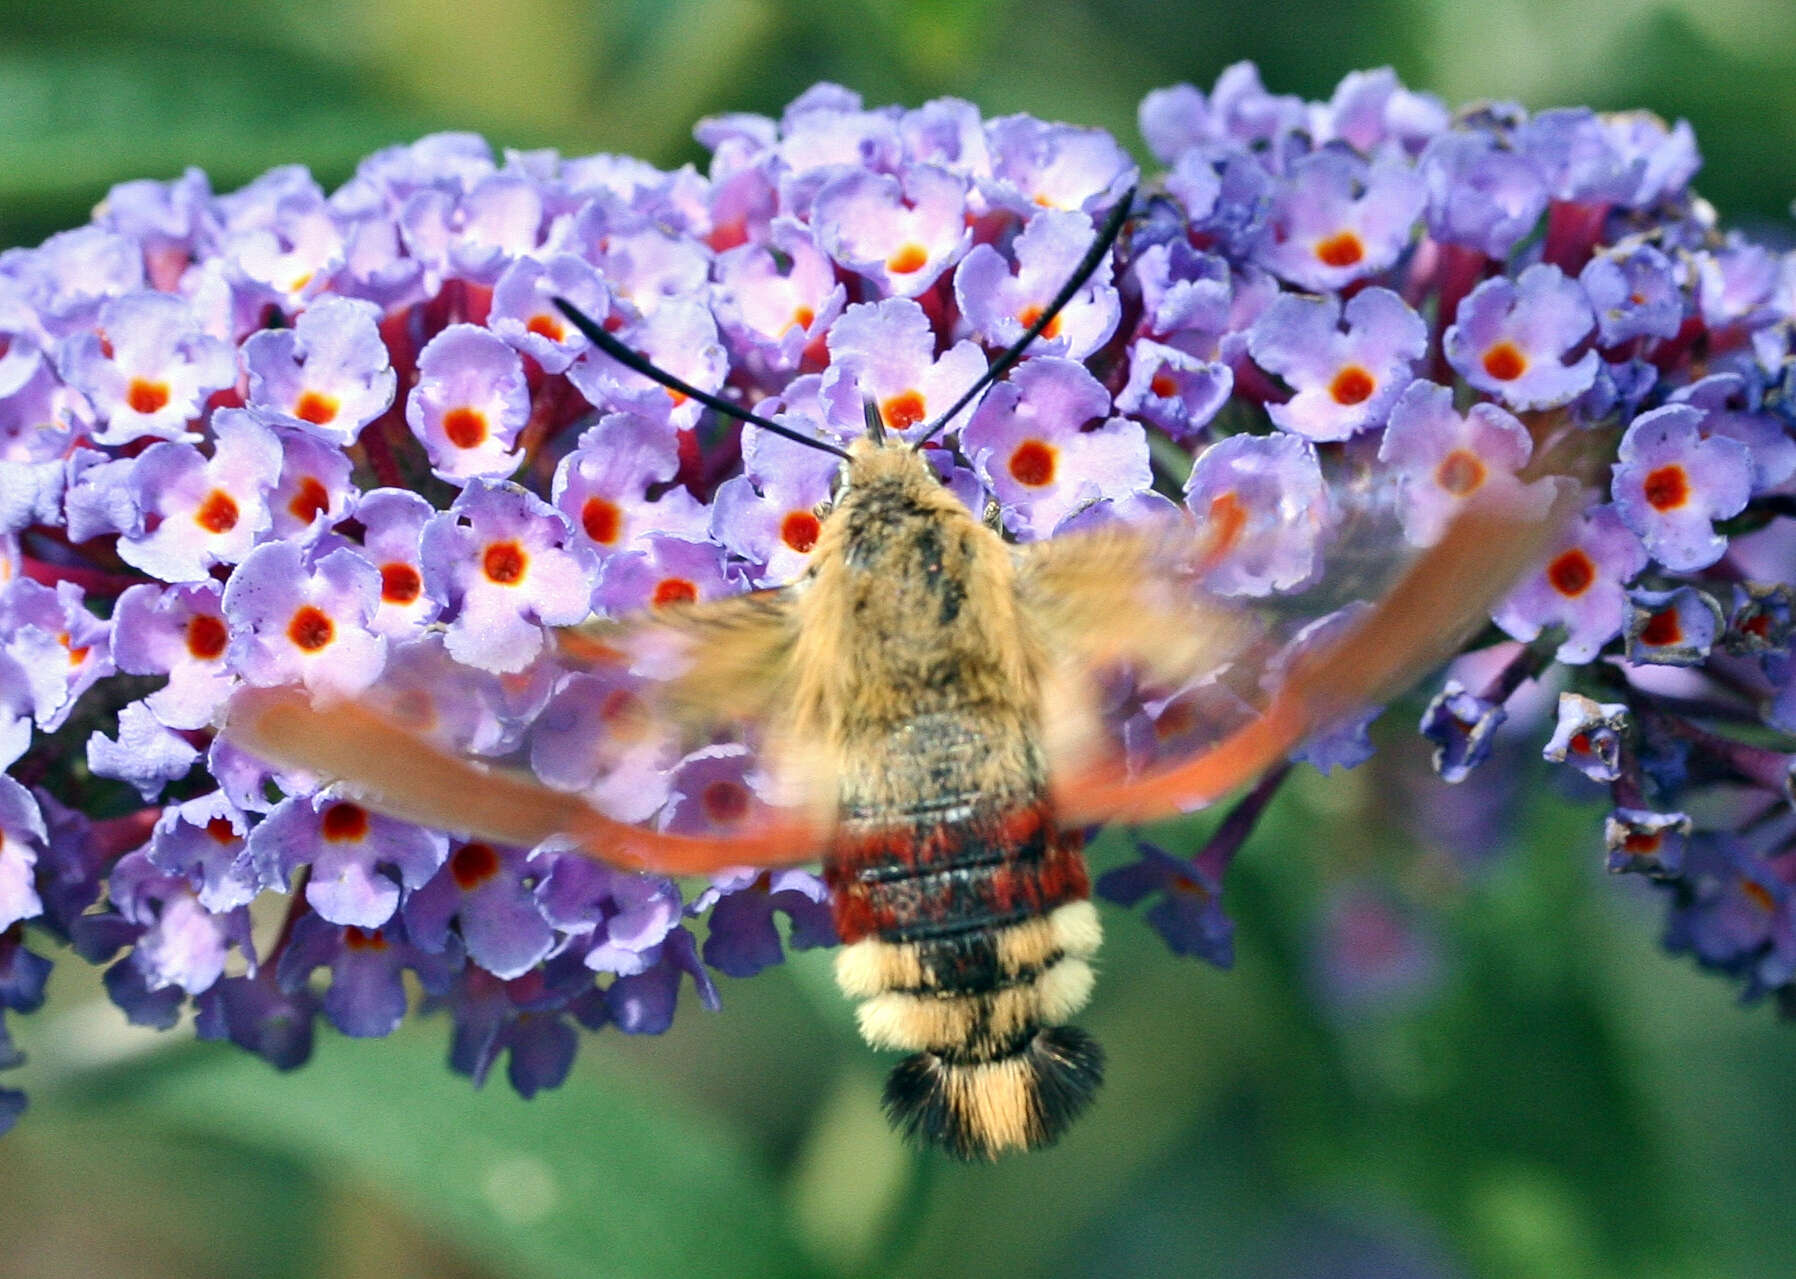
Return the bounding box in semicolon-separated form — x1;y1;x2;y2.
827;802;1104;1159
883;1025;1106;1163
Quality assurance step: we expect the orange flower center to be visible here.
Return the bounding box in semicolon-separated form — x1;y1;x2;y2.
1314;230;1365;268
1547;549;1595;597
286;605;335;652
1481;341;1527;382
195;489;240;534
294;391;339;425
1328;365;1375;406
1008;439;1057;487
1434;449;1487;497
127;378;171;415
780;511;821;553
1642;464;1688;511
442;406;488;448
482;541;527;585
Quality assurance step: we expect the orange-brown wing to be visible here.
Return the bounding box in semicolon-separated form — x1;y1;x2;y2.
1051;476;1583;824
224;685;824;875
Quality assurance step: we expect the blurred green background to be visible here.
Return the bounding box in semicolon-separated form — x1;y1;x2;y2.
6;1;1796;1276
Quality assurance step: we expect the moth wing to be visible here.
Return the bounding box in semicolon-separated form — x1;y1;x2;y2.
1047;475;1585;825
224;686;819;873
556;586;801;730
224;588;830;876
1015;512;1257;686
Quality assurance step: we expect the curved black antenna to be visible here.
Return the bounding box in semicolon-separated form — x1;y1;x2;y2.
551;297;853;462
912;186;1137;450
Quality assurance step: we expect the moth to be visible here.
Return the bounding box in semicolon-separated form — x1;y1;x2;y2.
226;193;1580;1159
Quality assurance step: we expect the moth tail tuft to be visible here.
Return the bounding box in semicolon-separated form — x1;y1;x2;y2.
883;1025;1105;1160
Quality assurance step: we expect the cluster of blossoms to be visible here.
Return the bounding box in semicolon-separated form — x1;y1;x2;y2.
1;65;1793;1129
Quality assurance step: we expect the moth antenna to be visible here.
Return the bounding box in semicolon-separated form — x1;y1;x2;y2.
862;398;887;445
551;296;853;462
912;186;1137;450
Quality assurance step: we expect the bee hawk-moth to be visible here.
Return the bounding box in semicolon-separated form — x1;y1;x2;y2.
225;193;1585;1160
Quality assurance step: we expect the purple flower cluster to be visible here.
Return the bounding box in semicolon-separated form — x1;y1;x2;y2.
0;69;1792;1128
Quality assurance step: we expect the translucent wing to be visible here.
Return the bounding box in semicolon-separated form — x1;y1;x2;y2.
1047;474;1584;824
223;588;826;876
224;683;824;875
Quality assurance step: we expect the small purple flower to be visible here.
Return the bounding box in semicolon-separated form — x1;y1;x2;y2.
488;252;611;375
223;541;386;697
1580;244;1685;346
568;297;723;433
110;580;235;729
1114;339;1232;440
710;427;842;586
981;116;1136;215
108;850;252;995
1248;287;1425;441
242;294;396;445
143;791;259;913
711;218;845;370
217;168;346;309
2;577;113;731
603;925;719;1035
59;291;233;446
1610;404;1751;572
405;323;530;483
194;969;317;1069
659;745;769;839
267;426;355;540
593;534;743;616
954;210;1121;359
1669;374;1796;495
276;911;459;1039
86;700;200;801
1444;264;1599;411
1697;237;1779;331
1182;432;1329;596
549;413;709;560
1625;586;1723;667
1420;677;1511;784
420;481;599;674
0;776;47;931
962;358;1149;538
1321;67;1448;155
116;410;283;582
404;841;555;979
535;854;682;976
1377;380;1536;546
1663;837;1790;982
693;868;836;978
817;298;988;442
1417;130;1549;260
1253;151;1426;292
1604;808;1690;878
813;164;970;299
1542;692;1629;783
1097;842;1234;968
1494;504;1648;663
249;791;446;928
355;488;443;641
1129;239;1233;344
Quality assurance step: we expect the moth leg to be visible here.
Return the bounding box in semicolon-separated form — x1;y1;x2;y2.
1053;480;1582;825
224;686;823;875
